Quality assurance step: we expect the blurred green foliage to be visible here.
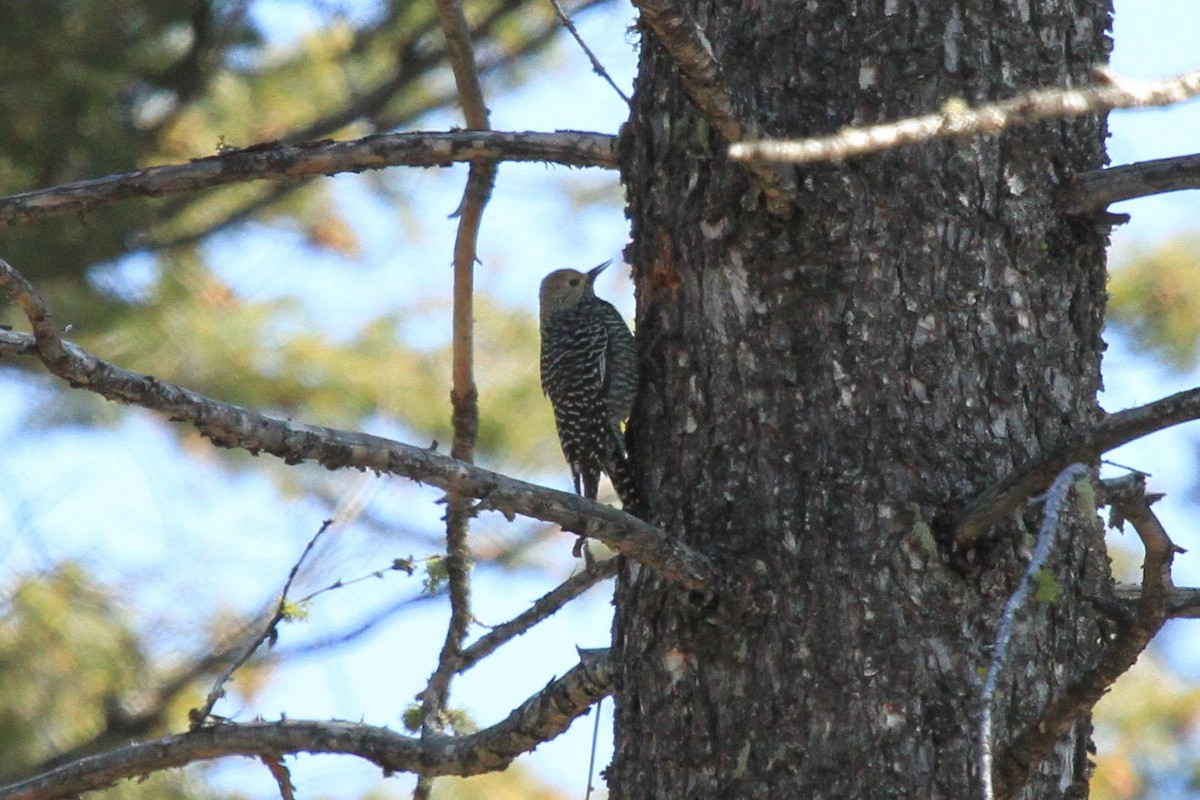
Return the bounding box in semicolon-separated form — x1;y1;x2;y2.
0;4;610;792
1092;650;1200;800
0;562;238;799
430;766;570;800
0;0;602;475
1109;237;1200;370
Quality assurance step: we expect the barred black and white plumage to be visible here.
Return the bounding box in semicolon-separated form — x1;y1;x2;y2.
539;261;642;518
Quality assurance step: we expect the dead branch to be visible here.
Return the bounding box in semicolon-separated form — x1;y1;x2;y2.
0;130;616;229
1069;152;1200;212
730;68;1200;165
979;464;1089;800
1113;584;1200;618
994;474;1179;798
457;557;618;674
418;0;496;756
0;264;712;590
551;0;630;104
0;651;614;800
951;383;1200;547
191;520;334;729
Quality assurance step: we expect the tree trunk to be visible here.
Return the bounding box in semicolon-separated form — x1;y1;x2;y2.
613;2;1113;798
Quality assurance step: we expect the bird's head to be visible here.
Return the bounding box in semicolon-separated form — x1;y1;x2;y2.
539;260;610;324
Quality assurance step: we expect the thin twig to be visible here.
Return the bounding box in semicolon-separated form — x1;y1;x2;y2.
0;653;615;800
0;285;713;589
190;519;334;729
584;696;603;800
295;558;416;605
550;0;630;104
993;473;1180;798
730;68;1200;165
952;382;1200;547
979;463;1089;800
260;756;296;800
456;557;618;674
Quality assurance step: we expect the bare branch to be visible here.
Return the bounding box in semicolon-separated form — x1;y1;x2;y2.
0;130;616;229
979;463;1089;800
191;520;334;729
457;557;618;674
0;652;614;800
0;267;713;590
0;258;64;365
1069;152;1200;213
951;383;1200;547
550;0;630;104
419;0;496;754
436;0;490;132
994;474;1179;798
629;0;791;209
730;68;1200;165
1113;584;1200;618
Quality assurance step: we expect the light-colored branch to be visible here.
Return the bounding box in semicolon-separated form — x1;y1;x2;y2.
629;0;790;209
0;266;713;591
1069;152;1200;213
952;383;1200;547
995;474;1179;799
0;652;614;800
0;130;616;229
979;464;1089;800
730;68;1200;165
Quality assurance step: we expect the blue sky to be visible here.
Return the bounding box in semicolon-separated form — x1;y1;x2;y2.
4;1;1200;798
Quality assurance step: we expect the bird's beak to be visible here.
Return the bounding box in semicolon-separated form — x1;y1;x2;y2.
587;260;613;281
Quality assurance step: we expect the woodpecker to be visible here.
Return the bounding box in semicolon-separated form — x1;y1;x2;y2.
539;261;642;519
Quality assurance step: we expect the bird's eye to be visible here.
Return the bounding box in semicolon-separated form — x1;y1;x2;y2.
569;279;580;286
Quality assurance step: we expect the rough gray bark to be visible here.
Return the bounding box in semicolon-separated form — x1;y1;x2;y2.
613;2;1113;798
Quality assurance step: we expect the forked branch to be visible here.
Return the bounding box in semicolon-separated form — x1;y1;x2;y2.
993;474;1179;798
952;383;1200;546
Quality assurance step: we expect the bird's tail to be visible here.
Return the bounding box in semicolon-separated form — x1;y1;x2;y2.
606;448;647;520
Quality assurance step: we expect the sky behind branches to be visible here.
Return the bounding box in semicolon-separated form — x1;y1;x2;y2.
3;1;1200;797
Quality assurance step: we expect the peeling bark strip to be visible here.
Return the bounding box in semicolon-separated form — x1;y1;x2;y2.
0;654;614;800
979;464;1089;800
615;1;1111;797
0;130;616;228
